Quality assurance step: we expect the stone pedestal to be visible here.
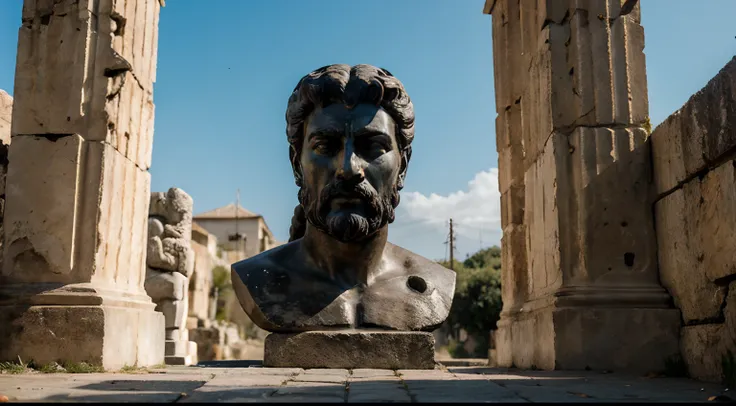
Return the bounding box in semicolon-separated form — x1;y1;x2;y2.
264;331;436;369
485;0;680;372
0;0;165;370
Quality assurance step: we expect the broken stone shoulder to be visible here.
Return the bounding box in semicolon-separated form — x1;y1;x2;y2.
231;241;455;333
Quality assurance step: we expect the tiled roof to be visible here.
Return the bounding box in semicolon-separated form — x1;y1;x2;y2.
193;203;260;220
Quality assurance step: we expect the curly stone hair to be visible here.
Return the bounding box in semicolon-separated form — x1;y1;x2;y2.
285;64;416;242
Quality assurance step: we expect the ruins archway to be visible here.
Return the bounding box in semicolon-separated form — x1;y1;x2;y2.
0;0;692;374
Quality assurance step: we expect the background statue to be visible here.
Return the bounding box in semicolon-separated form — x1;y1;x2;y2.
145;187;198;365
232;64;455;332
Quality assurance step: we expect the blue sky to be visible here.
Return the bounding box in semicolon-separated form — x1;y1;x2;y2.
0;1;734;261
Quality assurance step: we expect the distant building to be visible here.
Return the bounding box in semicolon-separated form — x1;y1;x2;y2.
193;203;282;260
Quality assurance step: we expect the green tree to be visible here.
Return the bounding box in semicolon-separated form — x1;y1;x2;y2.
438;245;504;358
212;265;232;321
462;246;501;269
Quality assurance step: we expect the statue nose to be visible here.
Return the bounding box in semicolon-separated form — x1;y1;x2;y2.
336;148;365;183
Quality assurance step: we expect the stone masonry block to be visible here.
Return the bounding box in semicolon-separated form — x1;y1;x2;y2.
651;106;707;196
501;223;528;308
682;281;736;383
523;133;563;297
498;146;524;194
652;56;736;195
264;331;435;369
681;324;727;383
655;188;726;323
0;302;164;370
500;184;524;228
696;162;736;282
3;135;83;283
568;127;659;286
13;0;93;136
495;102;522;153
91;141;151;287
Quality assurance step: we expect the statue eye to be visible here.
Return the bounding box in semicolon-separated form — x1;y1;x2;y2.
372;141;389;151
313;141;334;155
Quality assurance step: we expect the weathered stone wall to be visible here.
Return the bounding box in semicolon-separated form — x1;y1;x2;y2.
652;56;736;383
189;222;215;325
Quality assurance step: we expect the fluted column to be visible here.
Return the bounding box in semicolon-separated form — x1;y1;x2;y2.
0;0;165;369
486;0;681;371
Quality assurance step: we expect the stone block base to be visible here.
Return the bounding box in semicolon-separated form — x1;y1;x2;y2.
495;304;681;373
264;331;435;369
164;341;198;366
0;299;165;370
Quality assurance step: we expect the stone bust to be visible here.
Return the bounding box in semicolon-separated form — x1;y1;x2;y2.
231;64;455;333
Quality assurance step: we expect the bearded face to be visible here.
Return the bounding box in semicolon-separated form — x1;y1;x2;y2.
297;103;403;243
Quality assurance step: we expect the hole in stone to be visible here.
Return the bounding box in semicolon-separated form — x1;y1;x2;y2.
40;14;51;25
621;221;628;227
569;67;574;75
66;116;70;122
407;275;427;293
603;222;608;226
624;252;635;267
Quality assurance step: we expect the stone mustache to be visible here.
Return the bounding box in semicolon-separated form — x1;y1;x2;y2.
232;64;456;332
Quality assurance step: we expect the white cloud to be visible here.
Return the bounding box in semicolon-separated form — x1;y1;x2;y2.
398;168;502;239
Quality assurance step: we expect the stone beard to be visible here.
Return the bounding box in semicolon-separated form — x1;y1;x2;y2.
298;178;400;243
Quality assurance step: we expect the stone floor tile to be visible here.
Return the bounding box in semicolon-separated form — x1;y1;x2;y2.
271;381;347;403
348;389;411;403
350;368;397;378
303;368;350;376
0;366;732;403
295;368;350;383
181;386;279;403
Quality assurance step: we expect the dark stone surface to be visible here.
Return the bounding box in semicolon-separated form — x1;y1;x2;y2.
263;331;436;369
231;64;455;333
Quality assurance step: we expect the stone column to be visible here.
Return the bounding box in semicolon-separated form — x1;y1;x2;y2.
0;0;165;369
485;0;681;372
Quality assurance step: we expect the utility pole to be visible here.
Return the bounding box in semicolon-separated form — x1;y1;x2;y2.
449;218;454;270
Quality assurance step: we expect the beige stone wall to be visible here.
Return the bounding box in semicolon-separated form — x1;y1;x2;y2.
195;217;275;259
0;90;11;145
190;238;214;322
652;56;736;383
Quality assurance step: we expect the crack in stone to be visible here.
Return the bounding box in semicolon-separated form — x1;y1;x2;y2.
654;143;736;203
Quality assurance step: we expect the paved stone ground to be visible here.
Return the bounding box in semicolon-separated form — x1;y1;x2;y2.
0;361;731;403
